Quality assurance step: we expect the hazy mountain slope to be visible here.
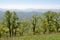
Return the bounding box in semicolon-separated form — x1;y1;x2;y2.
0;9;60;20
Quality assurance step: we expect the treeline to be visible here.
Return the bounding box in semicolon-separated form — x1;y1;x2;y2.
0;10;60;37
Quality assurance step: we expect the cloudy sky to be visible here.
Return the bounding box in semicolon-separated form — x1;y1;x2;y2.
0;0;60;9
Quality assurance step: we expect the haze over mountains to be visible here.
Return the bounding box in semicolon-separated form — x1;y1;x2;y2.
0;8;60;20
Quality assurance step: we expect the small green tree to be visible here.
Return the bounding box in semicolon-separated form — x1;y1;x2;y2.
31;14;39;35
43;11;57;33
11;11;19;36
3;10;12;37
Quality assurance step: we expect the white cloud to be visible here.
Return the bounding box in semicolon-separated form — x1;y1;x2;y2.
0;4;60;9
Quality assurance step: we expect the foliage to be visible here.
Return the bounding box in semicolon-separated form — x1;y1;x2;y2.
0;10;60;38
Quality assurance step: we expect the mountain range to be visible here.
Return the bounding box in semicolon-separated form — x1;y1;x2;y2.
0;8;60;20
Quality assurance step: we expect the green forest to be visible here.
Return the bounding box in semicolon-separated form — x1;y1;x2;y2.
0;10;60;40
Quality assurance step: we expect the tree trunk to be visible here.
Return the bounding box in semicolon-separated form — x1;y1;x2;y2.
33;24;35;35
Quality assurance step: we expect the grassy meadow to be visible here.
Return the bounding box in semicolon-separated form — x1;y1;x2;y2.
0;33;60;40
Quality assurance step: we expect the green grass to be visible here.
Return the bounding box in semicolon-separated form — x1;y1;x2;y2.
0;33;60;40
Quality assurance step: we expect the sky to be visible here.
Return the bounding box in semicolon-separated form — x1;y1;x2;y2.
0;0;60;9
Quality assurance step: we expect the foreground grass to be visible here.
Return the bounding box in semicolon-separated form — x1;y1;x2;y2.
0;33;60;40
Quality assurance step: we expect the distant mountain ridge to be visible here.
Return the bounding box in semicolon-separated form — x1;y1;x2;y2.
0;8;60;12
0;8;60;20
